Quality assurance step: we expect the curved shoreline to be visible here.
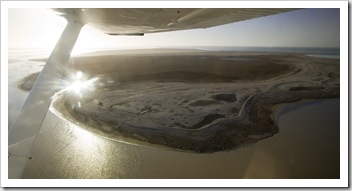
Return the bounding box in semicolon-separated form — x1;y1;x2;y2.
51;88;339;153
25;50;339;153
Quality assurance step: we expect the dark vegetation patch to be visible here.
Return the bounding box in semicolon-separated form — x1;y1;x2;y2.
211;94;236;103
189;100;220;107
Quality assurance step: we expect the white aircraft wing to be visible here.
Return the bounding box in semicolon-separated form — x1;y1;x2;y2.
52;8;297;35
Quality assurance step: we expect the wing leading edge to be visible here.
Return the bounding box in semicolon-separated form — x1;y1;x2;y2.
51;8;299;35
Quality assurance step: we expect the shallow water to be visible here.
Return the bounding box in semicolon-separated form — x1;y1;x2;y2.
8;51;44;129
245;99;340;178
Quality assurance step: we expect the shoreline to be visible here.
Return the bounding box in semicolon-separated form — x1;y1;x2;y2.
19;50;340;153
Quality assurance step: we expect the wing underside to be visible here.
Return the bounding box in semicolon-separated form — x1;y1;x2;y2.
51;8;298;35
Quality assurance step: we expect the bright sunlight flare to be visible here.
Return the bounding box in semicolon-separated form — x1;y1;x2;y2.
65;71;99;97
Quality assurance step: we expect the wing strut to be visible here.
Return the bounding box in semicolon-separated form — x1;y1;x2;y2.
8;21;83;178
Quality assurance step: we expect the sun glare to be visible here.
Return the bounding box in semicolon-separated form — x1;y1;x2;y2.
65;71;99;97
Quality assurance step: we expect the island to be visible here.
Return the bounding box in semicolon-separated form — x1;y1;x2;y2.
23;49;340;153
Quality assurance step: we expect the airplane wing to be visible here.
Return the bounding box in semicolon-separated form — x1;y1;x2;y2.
8;8;299;179
51;8;298;35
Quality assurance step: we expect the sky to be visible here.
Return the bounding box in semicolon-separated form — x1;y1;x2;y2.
8;8;340;52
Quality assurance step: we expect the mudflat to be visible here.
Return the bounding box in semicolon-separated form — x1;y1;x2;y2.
24;49;340;153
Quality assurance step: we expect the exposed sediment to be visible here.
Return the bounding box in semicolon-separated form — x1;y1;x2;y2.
46;50;339;153
17;72;39;91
